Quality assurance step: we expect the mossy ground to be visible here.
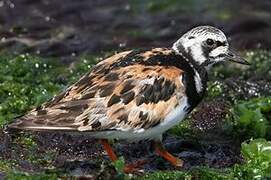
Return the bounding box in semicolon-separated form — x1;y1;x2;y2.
0;50;270;179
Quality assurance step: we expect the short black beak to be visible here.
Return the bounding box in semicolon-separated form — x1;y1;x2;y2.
225;51;250;65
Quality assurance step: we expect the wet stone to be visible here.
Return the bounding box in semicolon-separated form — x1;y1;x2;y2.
0;0;270;62
223;79;271;100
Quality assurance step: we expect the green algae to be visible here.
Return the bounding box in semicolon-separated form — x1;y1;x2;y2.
229;97;271;140
4;171;58;180
0;53;99;127
233;139;271;179
167;118;196;138
206;81;224;99
140;171;191;180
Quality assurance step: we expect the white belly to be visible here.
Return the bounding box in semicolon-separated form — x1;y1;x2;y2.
88;97;189;141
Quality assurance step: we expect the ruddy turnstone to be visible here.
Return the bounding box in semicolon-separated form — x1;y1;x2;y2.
8;26;249;170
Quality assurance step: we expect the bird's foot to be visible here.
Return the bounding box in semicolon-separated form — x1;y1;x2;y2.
154;141;184;167
123;159;148;174
172;157;184;167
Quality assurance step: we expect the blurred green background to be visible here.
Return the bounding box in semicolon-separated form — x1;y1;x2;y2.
0;0;270;179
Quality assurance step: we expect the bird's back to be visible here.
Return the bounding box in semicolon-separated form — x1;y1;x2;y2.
8;48;207;140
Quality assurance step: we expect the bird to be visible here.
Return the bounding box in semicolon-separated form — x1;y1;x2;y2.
7;26;249;172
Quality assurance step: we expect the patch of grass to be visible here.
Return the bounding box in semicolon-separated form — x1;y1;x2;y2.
229;97;271;140
4;171;58;180
112;157;127;179
233;139;271;179
26;149;56;167
5;133;56;172
0;53;99;127
141;170;191;180
0;54;62;126
206;81;224;99
14;133;37;149
0;157;62;179
0;159;14;172
167;118;196;138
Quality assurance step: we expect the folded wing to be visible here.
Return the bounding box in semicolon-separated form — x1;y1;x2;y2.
8;48;185;132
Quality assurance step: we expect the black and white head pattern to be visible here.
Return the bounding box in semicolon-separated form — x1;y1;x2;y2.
173;26;229;68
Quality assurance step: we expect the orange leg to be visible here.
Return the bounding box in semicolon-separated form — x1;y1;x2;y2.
100;139;147;173
100;139;118;161
123;159;148;173
154;141;183;167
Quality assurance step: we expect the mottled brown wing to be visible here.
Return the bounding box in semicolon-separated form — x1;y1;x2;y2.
9;48;185;131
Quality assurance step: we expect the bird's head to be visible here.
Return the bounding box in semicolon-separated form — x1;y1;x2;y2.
173;26;250;68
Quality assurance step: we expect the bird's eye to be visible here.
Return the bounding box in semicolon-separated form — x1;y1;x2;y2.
206;39;215;46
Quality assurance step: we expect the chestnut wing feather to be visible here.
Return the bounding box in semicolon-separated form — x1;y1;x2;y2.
8;48;185;131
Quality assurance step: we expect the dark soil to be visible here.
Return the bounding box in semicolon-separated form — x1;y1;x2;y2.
0;0;270;64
